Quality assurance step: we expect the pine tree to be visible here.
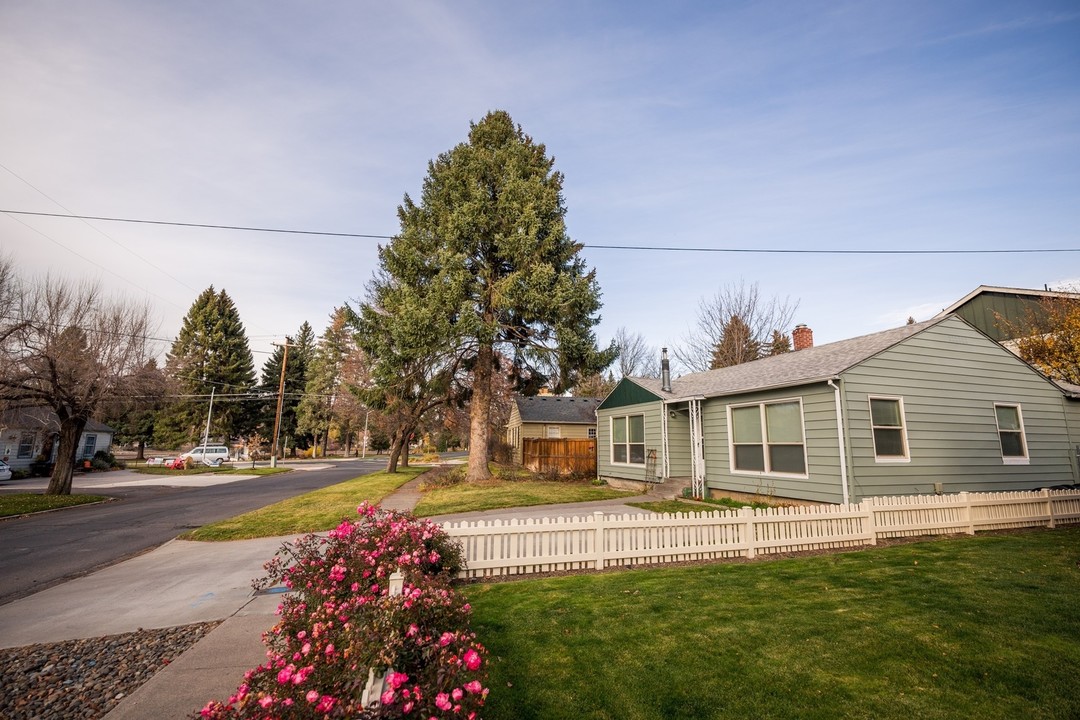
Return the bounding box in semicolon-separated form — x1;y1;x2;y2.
157;287;257;447
710;315;762;369
370;110;614;481
767;330;792;356
259;321;315;455
297;308;355;456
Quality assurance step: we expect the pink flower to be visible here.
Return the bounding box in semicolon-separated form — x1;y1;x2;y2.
406;623;420;637
435;693;452;711
463;648;482;671
276;666;293;684
439;632;454;647
452;687;464;701
388;671;410;689
403;700;414;713
315;695;336;713
325;644;335;656
381;689;396;705
258;695;274;709
306;690;320;703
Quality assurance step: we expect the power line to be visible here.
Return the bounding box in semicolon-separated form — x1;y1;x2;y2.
3;209;1077;255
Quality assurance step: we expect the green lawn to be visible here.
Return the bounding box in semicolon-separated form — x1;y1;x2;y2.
182;467;424;541
414;480;635;517
465;526;1080;720
0;493;109;517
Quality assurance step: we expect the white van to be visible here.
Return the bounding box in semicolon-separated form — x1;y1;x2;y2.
181;445;231;466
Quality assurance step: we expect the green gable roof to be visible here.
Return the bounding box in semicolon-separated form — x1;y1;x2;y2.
598;378;662;410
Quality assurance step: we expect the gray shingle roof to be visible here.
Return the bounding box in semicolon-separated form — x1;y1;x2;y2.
0;407;115;433
630;317;948;401
515;396;602;424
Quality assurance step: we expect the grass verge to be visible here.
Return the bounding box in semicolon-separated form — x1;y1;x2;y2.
182;467;424;541
0;493;108;517
413;472;635;517
626;500;711;515
464;526;1080;720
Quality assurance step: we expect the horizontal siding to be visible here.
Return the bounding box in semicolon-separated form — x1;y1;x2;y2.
665;409;692;478
597;400;664;482
699;384;845;504
841;315;1074;499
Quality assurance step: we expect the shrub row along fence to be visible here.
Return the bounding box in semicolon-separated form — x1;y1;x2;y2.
440;489;1080;578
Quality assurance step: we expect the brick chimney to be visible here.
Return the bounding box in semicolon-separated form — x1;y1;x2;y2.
792;324;813;351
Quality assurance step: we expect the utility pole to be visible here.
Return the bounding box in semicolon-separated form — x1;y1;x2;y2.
270;341;295;468
200;386;216;463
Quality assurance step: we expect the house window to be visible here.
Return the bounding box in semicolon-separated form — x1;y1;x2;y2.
17;431;35;459
588;427;597;439
730;400;806;476
994;404;1028;463
869;397;909;461
611;414;645;465
82;434;97;459
546;426;561;439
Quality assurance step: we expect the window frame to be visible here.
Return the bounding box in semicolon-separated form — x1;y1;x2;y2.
868;395;911;463
727;398;808;478
17;431;35;460
546;425;561;439
609;413;646;466
993;403;1029;465
81;434;97;459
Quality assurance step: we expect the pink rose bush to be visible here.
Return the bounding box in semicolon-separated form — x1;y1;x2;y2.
199;503;489;719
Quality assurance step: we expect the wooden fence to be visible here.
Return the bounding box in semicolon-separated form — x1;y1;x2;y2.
522;438;596;475
441;488;1080;578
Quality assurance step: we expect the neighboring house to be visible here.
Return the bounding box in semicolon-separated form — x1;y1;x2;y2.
506;395;602;465
936;285;1080;343
0;408;115;472
597;315;1080;505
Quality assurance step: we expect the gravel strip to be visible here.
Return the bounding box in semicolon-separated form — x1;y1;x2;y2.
0;622;221;720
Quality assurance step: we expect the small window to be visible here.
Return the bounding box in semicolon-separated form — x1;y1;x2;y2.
17;431;35;459
546;426;561;439
611;414;645;465
588;427;597;439
994;404;1028;463
730;400;806;476
869;397;909;461
82;434;97;459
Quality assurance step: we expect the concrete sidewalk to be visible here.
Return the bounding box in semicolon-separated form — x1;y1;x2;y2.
1;477;673;719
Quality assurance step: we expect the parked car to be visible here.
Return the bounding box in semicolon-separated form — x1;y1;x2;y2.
180;445;230;466
0;460;11;481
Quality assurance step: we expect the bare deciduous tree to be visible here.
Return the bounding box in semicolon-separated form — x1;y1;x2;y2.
613;326;659;378
0;269;157;494
673;280;800;373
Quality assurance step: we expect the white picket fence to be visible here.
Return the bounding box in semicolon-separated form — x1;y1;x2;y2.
440;489;1080;578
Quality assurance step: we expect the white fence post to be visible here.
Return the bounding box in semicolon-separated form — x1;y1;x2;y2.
862;499;877;545
960;492;974;535
1043;488;1056;529
593;511;606;570
741;507;756;559
361;571;404;709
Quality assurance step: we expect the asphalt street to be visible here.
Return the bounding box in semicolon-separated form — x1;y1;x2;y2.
0;457;390;605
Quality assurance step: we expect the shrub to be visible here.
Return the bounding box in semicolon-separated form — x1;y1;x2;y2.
199;503;488;719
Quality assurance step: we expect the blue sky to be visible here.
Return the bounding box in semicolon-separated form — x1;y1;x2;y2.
2;1;1078;373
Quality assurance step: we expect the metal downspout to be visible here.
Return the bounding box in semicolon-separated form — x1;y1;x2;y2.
660;401;670;480
828;378;850;505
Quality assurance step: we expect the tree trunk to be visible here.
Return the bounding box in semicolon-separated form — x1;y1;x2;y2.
47;416;87;495
386;429;404;473
136;438;146;461
466;342;494;482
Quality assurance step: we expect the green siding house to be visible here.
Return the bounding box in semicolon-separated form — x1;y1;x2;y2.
597;315;1080;504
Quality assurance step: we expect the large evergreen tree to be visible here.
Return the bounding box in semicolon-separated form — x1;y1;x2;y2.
372;110;613;481
710;314;761;369
297;309;354;456
258;321;315;455
157;287;256;447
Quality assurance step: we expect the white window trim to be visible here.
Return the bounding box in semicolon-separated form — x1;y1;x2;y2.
994;403;1030;465
546;425;561;439
868;395;911;463
609;413;646;466
726;397;809;479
